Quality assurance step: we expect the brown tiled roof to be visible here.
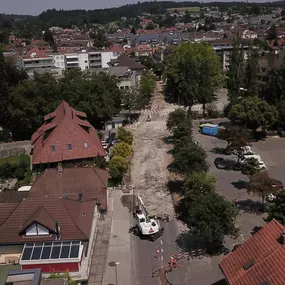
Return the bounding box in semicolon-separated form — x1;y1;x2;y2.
0;191;29;203
0;203;19;226
114;54;145;70
31;100;104;165
220;219;285;285
29;167;108;210
0;197;95;244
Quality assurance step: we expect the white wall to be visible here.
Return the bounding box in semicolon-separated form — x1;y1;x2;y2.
78;53;89;70
53;54;66;69
101;51;120;68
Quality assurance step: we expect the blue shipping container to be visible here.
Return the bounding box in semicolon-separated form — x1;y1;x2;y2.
202;124;219;136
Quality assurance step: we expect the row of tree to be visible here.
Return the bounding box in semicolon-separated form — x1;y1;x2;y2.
166;109;238;253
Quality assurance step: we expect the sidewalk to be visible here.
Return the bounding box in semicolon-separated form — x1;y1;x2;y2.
102;189;133;285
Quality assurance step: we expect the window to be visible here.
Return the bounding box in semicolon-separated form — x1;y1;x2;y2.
68;144;72;150
84;142;88;149
51;145;56;152
26;223;49;236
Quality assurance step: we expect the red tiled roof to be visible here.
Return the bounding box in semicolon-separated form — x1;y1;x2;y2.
29;167;108;210
220;219;285;285
0;197;95;244
22;47;50;59
31;100;104;165
106;45;124;53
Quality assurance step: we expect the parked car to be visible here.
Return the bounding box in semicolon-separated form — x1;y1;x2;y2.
233;146;254;156
214;157;227;169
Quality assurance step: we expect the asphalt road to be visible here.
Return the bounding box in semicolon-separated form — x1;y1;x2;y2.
132;218;188;285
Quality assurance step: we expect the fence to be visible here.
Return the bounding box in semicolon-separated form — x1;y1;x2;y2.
0;148;26;158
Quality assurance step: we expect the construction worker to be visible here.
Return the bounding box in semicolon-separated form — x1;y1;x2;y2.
169;255;177;267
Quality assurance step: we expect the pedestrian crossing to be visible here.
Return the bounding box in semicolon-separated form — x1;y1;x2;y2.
141;108;160;115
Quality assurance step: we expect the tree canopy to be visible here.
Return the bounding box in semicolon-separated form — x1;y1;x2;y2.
230;96;278;132
165;42;223;107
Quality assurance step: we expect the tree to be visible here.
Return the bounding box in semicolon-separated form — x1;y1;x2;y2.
43;29;57;52
230;96;278;133
227;36;245;104
182;172;216;198
171;120;192;145
267;193;285;225
243;48;259;97
89;30;109;48
165;43;223;109
122;87;139;122
266;25;277;41
109;155;128;183
116;127;133;145
112;142;133;158
247;171;275;204
166;108;187;131
241;157;260;177
180;191;238;251
139;70;156;108
168;142;208;176
0;51;10;128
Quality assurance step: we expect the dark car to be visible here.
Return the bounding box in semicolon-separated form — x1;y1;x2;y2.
214;157;227;169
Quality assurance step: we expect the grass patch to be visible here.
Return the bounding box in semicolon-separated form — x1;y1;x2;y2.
0;155;30;167
167;7;200;13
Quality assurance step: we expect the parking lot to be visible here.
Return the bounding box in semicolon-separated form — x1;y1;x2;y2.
194;127;269;248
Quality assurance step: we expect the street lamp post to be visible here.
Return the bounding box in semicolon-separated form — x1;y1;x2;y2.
115;262;120;285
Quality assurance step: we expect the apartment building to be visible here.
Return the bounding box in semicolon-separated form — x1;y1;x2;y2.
53;50;120;71
211;39;251;71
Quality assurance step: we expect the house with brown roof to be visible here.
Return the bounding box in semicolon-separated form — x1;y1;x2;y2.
29;166;108;211
31;101;104;168
220;219;285;285
0;196;99;279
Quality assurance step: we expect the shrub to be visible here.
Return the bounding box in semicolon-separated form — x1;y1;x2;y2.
116;127;133;145
109;156;128;183
14;168;25;180
112;142;133;158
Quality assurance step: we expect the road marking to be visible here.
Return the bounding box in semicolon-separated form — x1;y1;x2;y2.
160;240;163;245
161;256;164;261
161;248;164;253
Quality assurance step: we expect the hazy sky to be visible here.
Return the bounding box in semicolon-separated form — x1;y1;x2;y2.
2;0;172;15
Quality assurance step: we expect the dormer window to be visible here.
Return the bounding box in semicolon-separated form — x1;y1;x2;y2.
26;223;49;236
68;144;72;150
51;145;56;152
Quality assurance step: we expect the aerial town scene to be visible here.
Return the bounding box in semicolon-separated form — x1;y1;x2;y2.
1;0;285;284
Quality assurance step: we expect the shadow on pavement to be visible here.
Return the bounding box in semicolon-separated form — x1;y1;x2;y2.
210;147;230;155
236;199;264;214
231;180;248;190
211;279;228;285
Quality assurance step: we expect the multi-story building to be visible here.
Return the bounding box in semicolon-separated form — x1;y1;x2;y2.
211;39;251;71
22;48;54;75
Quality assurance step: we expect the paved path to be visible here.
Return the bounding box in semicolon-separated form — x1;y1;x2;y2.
88;212;113;285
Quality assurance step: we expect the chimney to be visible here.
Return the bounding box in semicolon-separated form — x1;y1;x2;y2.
78;193;83;201
57;163;63;173
281;232;285;245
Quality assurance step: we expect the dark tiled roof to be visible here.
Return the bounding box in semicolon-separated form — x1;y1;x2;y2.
0;191;29;203
114;54;145;70
220;219;285;285
29;167;108;210
0;197;95;244
31;101;104;165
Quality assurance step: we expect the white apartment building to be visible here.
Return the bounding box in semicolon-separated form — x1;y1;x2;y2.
53;51;120;71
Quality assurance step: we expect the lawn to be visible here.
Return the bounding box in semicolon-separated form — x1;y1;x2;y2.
0;264;21;284
0;155;30;167
167;7;200;13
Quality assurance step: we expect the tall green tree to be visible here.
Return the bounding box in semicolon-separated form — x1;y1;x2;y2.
168;141;208;176
267;193;285;225
247;171;276;204
0;51;10;128
139;70;156;108
243;48;259;96
230;96;278;132
165;43;223;108
166;108;187;131
180;191;238;251
227;36;245;103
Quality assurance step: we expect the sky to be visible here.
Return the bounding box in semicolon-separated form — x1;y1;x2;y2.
1;0;273;15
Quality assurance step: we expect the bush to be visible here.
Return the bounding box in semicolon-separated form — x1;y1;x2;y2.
112;142;133;158
0;162;15;179
14;168;25;180
109;156;128;184
116;127;133;145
